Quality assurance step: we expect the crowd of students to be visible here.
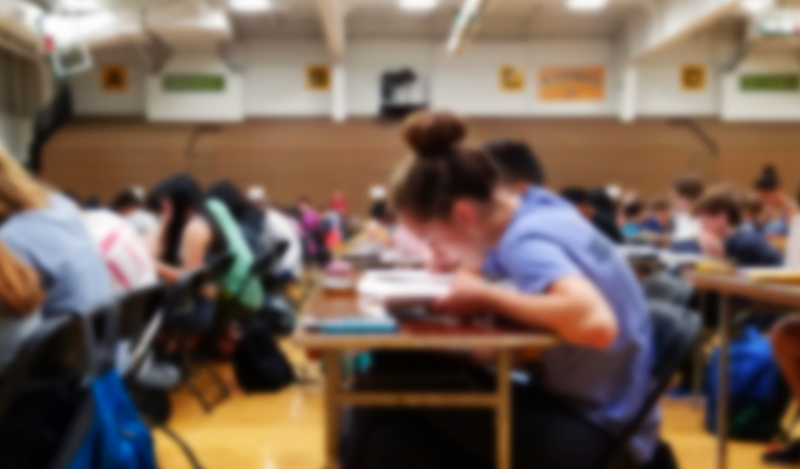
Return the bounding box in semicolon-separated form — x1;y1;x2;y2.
2;108;800;469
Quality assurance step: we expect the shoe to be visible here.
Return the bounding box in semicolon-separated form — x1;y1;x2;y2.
764;440;800;465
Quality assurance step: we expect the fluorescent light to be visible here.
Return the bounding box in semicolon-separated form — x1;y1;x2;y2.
399;0;438;11
742;0;774;13
57;0;103;13
229;0;272;13
567;0;608;11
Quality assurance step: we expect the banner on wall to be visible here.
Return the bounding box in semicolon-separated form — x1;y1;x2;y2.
163;75;225;92
740;74;800;91
538;66;605;101
102;65;127;92
499;65;525;92
307;65;331;91
681;65;706;92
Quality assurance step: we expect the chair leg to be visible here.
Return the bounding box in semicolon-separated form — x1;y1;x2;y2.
157;424;205;469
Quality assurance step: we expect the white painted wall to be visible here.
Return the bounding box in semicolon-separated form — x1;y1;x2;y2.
146;52;244;122
69;48;146;116
235;41;331;117
721;50;800;121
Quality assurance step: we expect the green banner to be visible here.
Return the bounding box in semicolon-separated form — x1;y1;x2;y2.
740;74;800;91
163;74;225;92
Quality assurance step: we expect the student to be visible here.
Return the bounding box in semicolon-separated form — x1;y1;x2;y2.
644;199;672;234
345;111;659;469
675;186;782;267
110;188;160;240
0;147;113;317
207;180;266;256
0;239;44;373
482;139;545;190
621;201;648;240
146;174;218;283
671;175;704;242
754;165;798;237
741;193;766;234
561;186;624;244
247;186;304;280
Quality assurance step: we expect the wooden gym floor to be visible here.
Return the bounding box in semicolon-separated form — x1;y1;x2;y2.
154;342;772;469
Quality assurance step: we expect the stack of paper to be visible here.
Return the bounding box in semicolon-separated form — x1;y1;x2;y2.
357;270;453;303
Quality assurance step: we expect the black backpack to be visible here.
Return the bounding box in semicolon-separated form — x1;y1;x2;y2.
233;315;295;392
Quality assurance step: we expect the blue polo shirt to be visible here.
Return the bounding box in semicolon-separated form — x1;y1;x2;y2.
488;187;658;463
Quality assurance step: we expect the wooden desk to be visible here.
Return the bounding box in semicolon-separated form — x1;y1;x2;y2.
293;288;557;469
685;272;800;469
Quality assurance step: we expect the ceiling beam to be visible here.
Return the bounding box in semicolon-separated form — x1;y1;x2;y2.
629;0;740;63
315;0;345;60
446;0;492;56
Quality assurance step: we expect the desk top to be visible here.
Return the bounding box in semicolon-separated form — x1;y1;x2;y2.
686;271;800;309
292;287;557;351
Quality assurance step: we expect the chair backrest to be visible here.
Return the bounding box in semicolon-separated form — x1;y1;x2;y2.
0;313;92;422
162;266;211;319
251;240;289;279
117;283;168;377
206;251;235;282
602;300;702;469
643;272;694;308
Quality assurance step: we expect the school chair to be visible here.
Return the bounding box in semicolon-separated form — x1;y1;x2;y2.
602;300;702;469
162;252;235;413
0;313;96;469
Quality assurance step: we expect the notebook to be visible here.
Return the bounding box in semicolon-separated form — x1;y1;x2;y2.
357;269;453;304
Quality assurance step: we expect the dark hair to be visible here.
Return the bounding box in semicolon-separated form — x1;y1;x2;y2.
624;201;645;218
754;165;780;191
560;187;590;206
673;175;705;202
391;111;499;221
110;189;141;212
588;189;616;216
370;200;389;221
694;186;742;226
84;196;103;210
206;180;260;223
483;140;545;186
743;193;763;217
147;173;203;265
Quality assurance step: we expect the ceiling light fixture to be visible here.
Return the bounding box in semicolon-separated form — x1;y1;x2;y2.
399;0;439;12
229;0;272;13
566;0;609;11
57;0;103;13
741;0;774;13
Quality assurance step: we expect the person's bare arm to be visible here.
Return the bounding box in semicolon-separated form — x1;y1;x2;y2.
156;219;212;283
436;271;619;350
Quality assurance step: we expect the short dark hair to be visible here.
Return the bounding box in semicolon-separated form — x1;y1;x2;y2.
560;187;590;206
110;189;140;212
482;140;545;186
624;201;645;218
673;175;705;202
754;165;780;191
694;186;742;226
651;198;669;211
742;193;763;217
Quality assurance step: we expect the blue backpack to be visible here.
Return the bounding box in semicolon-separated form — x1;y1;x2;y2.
65;369;156;469
705;325;790;441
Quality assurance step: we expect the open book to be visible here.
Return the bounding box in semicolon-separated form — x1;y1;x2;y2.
357;269;453;304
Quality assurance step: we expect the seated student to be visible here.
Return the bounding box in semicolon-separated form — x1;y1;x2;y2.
82;208;157;295
344;111;659;469
146;174;218;283
0;147;113;317
247;186;304;280
754;165;798;238
644;199;672;234
207;180;266;256
482;139;545;191
0;239;44;374
561;187;624;244
741;193;766;234
671;175;705;242
621;201;648;240
673;186;782;267
110;187;160;241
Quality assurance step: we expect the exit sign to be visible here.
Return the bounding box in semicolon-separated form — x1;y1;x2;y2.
740;74;800;91
163;74;225;92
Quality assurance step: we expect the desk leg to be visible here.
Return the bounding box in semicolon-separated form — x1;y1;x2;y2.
717;295;731;469
693;291;707;399
496;350;512;469
324;351;342;469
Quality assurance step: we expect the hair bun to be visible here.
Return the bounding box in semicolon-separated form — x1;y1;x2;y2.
402;111;466;160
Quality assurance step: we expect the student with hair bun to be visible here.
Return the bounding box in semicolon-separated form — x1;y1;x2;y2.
754;165;798;237
344;111;660;469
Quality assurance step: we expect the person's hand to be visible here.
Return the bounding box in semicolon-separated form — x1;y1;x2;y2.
434;270;493;317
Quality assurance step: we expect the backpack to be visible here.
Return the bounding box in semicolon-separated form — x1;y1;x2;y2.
233;314;295;392
65;370;156;469
705;325;790;441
